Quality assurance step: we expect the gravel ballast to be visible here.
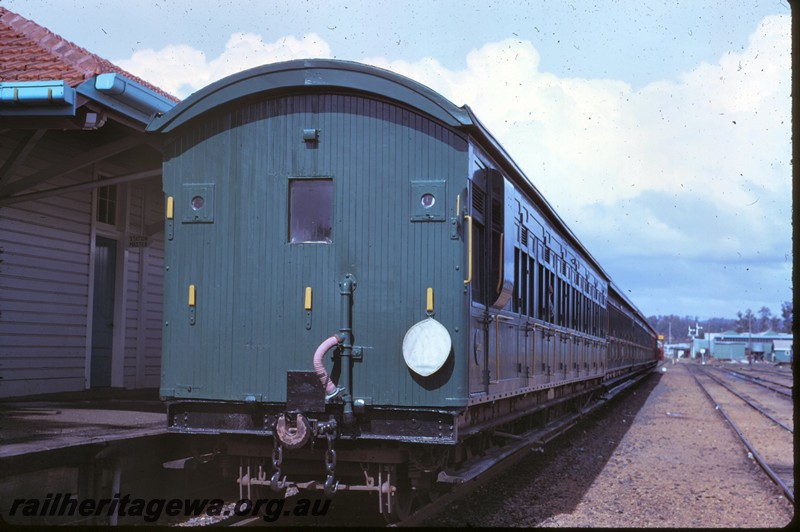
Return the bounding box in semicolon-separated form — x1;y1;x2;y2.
424;361;794;527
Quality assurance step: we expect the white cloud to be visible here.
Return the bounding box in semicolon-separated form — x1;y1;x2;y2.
366;16;789;214
116;32;332;98
366;16;790;269
114;15;790;316
368;15;791;316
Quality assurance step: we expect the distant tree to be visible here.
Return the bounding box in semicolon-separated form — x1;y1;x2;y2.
757;306;772;332
735;311;744;333
648;305;792;340
735;309;755;334
649;307;788;339
705;317;737;334
781;301;792;333
647;314;695;343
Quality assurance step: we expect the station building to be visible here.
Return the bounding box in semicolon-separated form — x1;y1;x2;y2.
0;8;177;397
663;343;691;359
691;330;793;363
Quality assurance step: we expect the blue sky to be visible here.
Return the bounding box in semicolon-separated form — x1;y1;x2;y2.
2;0;791;321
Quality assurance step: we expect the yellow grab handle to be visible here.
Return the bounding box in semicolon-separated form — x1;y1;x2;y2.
464;214;473;285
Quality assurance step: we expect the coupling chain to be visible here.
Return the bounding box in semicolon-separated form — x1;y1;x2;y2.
270;436;286;492
323;432;338;496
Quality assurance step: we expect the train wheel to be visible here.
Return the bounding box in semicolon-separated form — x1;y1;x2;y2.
381;489;414;523
380;465;415;523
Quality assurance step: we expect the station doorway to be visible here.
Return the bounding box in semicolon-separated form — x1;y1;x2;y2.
90;236;117;388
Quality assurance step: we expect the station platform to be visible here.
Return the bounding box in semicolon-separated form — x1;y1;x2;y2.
0;390;218;526
0;388;166;473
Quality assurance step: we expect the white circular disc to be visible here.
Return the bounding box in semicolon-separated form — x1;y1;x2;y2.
402;318;452;377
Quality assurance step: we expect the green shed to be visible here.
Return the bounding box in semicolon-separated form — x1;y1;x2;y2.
712;342;747;360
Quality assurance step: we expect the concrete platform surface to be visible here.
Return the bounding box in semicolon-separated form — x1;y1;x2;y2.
0;388;166;460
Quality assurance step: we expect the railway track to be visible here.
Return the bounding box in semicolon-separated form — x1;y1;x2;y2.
735;364;793;378
699;367;792;433
710;365;793;396
208;369;657;527
689;365;794;504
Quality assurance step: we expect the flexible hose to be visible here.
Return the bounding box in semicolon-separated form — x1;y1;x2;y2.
313;334;342;395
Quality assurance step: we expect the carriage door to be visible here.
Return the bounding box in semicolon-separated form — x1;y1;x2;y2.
468;168;489;395
468;166;514;395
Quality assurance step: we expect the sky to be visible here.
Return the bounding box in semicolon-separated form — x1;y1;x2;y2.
2;0;791;321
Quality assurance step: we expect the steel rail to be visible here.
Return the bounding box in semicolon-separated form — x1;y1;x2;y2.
715;367;792;396
689;366;794;505
696;367;793;433
729;368;793;390
738;366;793;378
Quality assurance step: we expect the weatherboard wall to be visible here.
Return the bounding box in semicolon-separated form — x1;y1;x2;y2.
0;131;165;396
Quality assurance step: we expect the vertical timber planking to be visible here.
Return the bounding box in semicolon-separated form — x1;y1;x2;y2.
161;93;470;407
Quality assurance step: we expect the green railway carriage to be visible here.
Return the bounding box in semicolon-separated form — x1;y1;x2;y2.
148;59;657;518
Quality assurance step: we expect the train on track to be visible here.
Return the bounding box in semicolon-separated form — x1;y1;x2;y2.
147;59;660;521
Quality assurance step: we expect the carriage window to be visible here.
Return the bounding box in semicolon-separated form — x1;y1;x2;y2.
528;255;536;318
520;249;528;316
471;219;486;305
289;179;333;243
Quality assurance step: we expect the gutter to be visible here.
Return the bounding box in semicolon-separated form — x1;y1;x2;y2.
0;80;76;116
0;74;175;126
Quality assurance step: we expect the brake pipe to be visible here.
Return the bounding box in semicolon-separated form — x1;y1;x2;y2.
313;334;344;397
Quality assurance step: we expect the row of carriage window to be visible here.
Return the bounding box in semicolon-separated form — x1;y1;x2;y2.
471;215;610;338
469;182;651;347
506;244;652;347
509;244;652;347
510;246;607;337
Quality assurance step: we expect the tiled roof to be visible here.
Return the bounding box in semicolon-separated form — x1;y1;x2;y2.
0;7;178;102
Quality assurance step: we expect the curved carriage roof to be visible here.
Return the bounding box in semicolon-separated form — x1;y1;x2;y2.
146;59;471;133
148;59;636;315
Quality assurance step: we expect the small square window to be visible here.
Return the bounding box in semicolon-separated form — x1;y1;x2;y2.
96;185;117;226
289;179;333;243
